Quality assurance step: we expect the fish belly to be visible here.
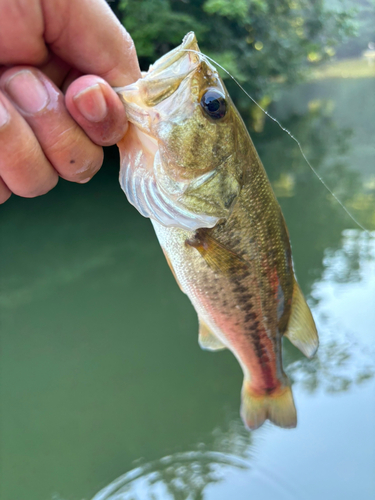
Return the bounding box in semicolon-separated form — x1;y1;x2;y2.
151;220;286;394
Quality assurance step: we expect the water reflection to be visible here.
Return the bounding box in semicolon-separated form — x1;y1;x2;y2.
288;230;375;392
92;420;297;500
319;229;374;284
92;228;375;500
253;80;375;297
1;66;374;500
92;450;249;500
288;336;374;394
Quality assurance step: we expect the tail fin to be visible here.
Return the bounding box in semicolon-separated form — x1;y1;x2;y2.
240;382;297;430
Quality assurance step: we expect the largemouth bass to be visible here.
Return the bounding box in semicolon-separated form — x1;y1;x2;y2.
116;32;318;430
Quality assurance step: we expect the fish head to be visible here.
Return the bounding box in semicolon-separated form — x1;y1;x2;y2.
117;32;245;231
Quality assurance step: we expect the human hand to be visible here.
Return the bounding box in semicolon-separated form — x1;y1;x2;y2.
0;0;141;203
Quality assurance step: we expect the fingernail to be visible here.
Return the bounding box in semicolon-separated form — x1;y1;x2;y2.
74;84;108;122
0;99;9;128
6;70;49;113
78;177;91;184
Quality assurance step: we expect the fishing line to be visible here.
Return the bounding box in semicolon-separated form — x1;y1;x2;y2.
183;49;370;236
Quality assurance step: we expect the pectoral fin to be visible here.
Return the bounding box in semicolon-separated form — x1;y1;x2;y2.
198;318;226;351
284;281;318;358
186;229;249;276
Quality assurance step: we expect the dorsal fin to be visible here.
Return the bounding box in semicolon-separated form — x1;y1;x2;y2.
284;281;318;358
198;318;226;351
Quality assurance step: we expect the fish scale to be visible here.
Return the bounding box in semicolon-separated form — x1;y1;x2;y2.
116;32;319;430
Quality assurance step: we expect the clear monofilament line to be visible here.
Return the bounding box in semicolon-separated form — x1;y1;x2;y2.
183;49;370;236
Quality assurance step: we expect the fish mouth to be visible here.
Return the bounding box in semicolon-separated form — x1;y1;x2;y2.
117;33;225;232
115;32;201;132
147;32;200;79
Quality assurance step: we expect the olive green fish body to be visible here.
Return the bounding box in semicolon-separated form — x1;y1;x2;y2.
117;33;318;430
152;133;296;427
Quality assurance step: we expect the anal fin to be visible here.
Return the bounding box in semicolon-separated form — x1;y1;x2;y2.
284;280;318;358
199;318;226;351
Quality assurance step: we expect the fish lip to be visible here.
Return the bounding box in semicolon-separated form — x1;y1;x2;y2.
114;31;201;117
147;32;200;76
117;34;232;230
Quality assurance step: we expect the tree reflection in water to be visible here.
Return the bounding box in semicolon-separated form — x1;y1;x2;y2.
254;95;375;293
91;85;375;500
287;229;375;394
92;421;251;500
92;230;375;500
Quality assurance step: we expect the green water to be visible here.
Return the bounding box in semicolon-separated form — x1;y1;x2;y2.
1;75;374;500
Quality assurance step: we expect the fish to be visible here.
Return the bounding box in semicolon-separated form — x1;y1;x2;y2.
116;32;318;430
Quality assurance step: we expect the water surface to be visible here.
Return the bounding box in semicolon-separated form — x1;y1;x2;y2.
0;69;374;500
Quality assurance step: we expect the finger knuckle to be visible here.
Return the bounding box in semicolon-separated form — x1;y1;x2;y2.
0;45;47;67
0;188;11;204
2;140;57;198
47;127;103;181
14;173;57;198
121;27;135;48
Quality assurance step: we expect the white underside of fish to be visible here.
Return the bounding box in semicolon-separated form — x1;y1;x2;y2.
119;124;220;231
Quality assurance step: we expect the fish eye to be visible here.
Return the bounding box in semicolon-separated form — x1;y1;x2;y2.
200;89;227;120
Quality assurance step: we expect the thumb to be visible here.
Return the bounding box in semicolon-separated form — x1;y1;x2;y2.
43;0;141;87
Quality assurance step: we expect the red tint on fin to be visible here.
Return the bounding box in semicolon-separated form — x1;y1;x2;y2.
240;382;297;430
